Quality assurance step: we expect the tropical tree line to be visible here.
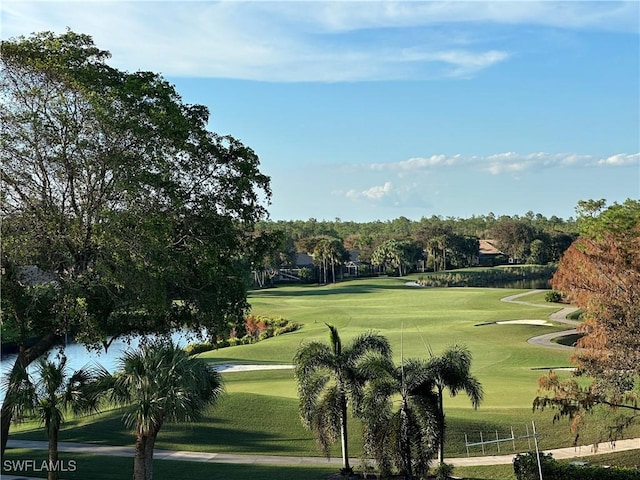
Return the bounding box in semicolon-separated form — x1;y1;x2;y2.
294;325;483;479
254;213;578;283
4;340;220;480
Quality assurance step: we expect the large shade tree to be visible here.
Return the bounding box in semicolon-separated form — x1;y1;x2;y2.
535;199;640;439
293;324;391;474
102;340;224;480
0;30;270;453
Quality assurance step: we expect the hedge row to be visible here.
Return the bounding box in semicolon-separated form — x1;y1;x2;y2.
184;315;300;356
514;452;640;480
416;265;556;288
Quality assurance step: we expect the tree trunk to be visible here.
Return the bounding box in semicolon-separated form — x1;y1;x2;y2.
48;424;60;480
1;332;59;456
135;420;162;480
133;434;147;480
400;400;413;480
437;386;446;464
339;393;351;474
144;432;158;480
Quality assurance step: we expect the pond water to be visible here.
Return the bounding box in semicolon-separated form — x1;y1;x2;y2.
0;330;204;403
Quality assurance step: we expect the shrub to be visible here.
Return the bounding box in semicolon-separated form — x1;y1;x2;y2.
186;316;301;354
299;267;314;282
513;452;555;480
258;331;271;342
184;342;214;356
434;462;454;480
545;290;563;303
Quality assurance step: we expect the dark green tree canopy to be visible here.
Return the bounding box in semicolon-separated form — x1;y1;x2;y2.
1;30;270;453
1;30;271;346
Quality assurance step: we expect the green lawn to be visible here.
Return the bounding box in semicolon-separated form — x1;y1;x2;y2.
0;449;336;480
203;277;575;411
7;276;639;479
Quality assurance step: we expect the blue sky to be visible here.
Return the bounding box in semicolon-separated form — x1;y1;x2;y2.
2;1;638;222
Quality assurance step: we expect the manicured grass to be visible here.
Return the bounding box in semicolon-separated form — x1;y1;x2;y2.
580;449;640;468
453;449;640;479
0;449;336;480
452;464;516;480
203;278;575;411
8;276;638;472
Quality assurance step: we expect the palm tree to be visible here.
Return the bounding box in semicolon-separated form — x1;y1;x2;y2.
3;354;100;480
427;344;483;464
358;355;438;480
104;339;224;480
293;324;391;474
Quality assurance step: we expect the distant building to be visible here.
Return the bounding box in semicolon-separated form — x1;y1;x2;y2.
345;249;368;277
478;240;505;265
295;253;314;268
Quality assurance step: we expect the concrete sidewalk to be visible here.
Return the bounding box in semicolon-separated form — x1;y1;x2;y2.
500;290;581;349
5;437;640;468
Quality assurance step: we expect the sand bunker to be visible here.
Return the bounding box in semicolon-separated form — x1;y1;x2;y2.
496;319;554;326
214;364;293;373
476;319;555;327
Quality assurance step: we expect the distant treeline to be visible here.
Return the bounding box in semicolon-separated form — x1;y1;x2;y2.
252;212;579;282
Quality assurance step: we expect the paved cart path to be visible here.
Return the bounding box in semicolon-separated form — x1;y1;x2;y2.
5;436;640;472
500;290;581;349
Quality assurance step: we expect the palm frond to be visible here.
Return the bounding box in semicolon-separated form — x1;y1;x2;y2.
110;339;225;434
347;331;392;362
324;323;342;356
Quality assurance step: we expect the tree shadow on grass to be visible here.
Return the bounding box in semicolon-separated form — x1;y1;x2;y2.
11;393;319;456
2;449;337;480
157;423;311;454
250;282;418;298
11;413;314;455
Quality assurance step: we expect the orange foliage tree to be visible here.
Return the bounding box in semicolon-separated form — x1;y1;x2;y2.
534;199;640;440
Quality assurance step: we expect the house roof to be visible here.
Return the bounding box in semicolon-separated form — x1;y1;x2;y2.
479;240;503;255
295;253;314;266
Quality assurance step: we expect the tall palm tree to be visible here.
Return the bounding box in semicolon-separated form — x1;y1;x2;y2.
427;344;483;464
3;354;100;480
293;324;391;474
358;355;438;480
104;339;224;480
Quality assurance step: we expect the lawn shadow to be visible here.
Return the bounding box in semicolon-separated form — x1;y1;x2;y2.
157;422;311;454
250;281;418;298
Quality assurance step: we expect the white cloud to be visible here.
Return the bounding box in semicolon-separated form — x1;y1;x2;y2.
596;153;639;166
346;181;394;200
366;152;640;175
266;2;639;34
3;1;634;82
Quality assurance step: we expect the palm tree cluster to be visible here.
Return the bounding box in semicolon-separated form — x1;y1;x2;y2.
3;340;222;480
3;355;100;480
294;325;483;479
